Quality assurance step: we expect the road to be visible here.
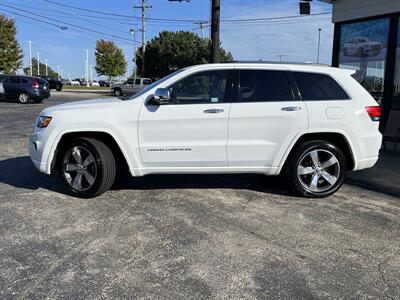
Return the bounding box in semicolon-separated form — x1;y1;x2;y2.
0;92;399;299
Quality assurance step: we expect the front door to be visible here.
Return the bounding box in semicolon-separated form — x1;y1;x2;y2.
3;76;21;99
138;69;233;168
0;76;5;100
227;68;308;167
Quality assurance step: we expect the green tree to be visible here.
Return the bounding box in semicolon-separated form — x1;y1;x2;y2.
23;58;59;78
135;31;233;79
95;39;127;83
0;15;23;74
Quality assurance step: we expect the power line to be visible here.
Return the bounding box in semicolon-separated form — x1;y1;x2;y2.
1;3;141;44
41;0;331;24
0;8;66;29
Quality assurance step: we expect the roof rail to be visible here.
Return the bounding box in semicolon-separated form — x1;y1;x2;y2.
232;60;331;67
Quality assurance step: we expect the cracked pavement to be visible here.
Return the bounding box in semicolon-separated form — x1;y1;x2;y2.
0;92;399;299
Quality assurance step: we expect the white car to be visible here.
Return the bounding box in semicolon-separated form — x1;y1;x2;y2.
29;63;382;198
70;80;80;86
91;81;100;87
343;37;382;57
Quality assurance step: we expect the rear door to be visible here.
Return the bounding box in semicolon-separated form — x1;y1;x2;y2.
227;68;308;167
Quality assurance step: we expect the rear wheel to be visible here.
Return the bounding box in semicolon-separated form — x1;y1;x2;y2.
18;92;30;104
285;141;347;198
59;137;116;198
56;84;62;91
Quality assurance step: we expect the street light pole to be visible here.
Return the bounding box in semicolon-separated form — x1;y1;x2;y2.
45;59;48;76
211;0;220;63
317;28;322;64
85;49;89;86
37;52;40;75
57;65;60;79
28;41;32;76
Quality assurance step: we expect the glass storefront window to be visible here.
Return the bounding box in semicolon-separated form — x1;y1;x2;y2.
339;18;390;105
393;18;400;110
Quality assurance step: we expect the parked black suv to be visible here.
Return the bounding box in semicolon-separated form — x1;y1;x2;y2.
0;75;50;103
38;75;63;91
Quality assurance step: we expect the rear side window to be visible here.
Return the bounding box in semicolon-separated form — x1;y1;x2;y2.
135;79;141;85
21;78;30;83
238;70;293;102
293;72;349;100
8;76;20;84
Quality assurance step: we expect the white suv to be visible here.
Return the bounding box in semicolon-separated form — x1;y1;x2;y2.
29;63;382;198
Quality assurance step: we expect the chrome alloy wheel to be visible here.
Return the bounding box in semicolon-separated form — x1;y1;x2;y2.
62;146;97;191
297;149;340;193
19;93;29;103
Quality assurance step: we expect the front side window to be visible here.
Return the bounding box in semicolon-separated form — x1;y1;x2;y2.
238;70;293;102
126;79;134;85
293;72;349;101
393;18;400;110
168;70;228;104
143;79;151;85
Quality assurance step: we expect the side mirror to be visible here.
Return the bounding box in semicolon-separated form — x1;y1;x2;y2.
151;88;170;105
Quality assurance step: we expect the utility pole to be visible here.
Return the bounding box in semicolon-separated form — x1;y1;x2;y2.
85;49;89;86
130;28;138;78
193;21;208;39
134;1;151;76
277;54;286;62
27;41;32;76
37;52;40;75
45;59;48;76
316;28;322;64
57;65;60;79
89;65;93;83
60;69;63;79
210;0;220;63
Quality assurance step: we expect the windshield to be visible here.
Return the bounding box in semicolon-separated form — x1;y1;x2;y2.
128;69;185;99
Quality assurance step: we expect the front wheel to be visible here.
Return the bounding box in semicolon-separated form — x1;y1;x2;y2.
114;88;122;96
285;141;347;198
59;137;116;198
56;84;62;91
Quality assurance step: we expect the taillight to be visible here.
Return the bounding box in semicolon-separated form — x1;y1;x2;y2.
365;106;381;121
32;79;39;89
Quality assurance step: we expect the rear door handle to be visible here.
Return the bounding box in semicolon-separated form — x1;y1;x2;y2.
281;106;301;111
203;108;224;114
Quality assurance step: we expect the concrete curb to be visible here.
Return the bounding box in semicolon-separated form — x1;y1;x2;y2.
58;89;111;94
346;177;400;198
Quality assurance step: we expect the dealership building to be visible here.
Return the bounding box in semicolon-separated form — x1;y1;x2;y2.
321;0;400;134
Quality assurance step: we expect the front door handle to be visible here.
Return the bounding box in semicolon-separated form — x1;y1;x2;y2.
203;108;224;114
281;106;301;111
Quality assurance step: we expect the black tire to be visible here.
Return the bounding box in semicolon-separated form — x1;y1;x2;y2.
18;92;30;104
56;84;62;91
59;137;116;198
357;47;364;57
284;140;347;198
34;98;44;103
114;88;122;96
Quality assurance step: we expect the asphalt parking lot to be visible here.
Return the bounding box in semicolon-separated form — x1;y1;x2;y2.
0;91;399;299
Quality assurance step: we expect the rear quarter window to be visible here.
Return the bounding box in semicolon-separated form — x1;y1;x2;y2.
293;72;349;101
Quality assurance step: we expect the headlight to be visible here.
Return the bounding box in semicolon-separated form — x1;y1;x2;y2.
37;116;52;128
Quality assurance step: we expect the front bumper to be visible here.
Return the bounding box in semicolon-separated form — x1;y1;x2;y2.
29;126;55;174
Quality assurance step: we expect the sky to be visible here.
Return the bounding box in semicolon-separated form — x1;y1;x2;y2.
1;0;334;79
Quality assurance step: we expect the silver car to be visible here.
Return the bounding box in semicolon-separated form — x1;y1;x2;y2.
112;78;152;96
